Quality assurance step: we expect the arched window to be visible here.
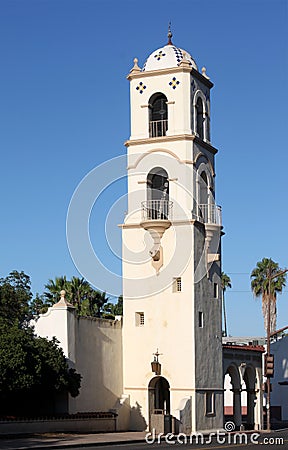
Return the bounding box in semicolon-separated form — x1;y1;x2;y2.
147;167;169;219
199;171;209;222
149;93;168;137
199;171;208;205
196;97;204;139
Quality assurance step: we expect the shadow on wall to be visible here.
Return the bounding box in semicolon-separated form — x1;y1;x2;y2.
129;401;147;431
179;397;192;434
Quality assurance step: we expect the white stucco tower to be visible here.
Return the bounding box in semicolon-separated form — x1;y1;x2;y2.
122;31;223;433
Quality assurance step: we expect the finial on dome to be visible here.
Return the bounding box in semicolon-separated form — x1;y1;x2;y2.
167;22;173;45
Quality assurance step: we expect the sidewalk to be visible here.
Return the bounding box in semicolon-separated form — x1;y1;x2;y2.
0;431;147;450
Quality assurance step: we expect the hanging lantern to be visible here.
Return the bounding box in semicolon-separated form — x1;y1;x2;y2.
151;349;162;375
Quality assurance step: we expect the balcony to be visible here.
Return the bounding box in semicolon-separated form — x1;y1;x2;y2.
198;204;222;225
149;119;168;138
141;200;173;221
140;200;173;269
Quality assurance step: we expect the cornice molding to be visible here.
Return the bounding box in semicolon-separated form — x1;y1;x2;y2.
125;133;218;155
119;219;199;229
125;133;196;147
194;136;218;154
191;67;214;88
126;66;214;88
127;65;192;81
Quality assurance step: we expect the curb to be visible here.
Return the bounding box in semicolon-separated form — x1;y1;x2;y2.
3;438;147;450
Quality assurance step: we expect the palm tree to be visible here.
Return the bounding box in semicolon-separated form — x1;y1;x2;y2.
44;275;111;318
87;290;109;317
68;276;90;312
251;258;286;334
221;272;232;337
102;295;123;319
44;276;68;303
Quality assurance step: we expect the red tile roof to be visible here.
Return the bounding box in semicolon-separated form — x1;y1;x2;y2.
223;344;265;352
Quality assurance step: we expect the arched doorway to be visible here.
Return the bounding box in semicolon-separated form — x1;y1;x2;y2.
148;376;171;432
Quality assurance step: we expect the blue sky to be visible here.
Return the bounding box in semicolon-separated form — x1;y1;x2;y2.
0;0;287;336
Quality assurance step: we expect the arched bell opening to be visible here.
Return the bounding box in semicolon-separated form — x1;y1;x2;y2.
199;171;208;204
141;167;172;269
199;170;209;222
146;167;169;220
196;97;204;139
149;93;168;137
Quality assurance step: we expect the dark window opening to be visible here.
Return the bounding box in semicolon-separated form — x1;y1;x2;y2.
149;93;168;137
196;97;204;139
146;167;169;219
205;392;215;415
199;311;204;328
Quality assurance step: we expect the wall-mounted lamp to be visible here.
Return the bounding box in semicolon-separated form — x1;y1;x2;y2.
151;349;162;375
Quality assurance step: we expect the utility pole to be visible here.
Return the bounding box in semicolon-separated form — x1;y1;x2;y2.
266;267;288;432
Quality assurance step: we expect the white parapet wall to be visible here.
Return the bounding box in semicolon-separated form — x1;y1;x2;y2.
33;299;126;423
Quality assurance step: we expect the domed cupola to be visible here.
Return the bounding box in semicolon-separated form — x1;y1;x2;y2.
142;26;198;72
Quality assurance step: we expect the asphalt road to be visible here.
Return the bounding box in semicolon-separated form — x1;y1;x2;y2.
69;429;288;450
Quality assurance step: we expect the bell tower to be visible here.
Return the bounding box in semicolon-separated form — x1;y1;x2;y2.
121;29;223;433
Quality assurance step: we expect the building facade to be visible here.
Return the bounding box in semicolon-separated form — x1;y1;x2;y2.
34;34;269;433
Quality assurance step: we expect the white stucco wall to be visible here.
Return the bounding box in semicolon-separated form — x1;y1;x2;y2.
69;316;123;414
34;307;124;418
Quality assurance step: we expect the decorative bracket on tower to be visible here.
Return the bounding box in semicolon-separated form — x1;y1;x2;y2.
140;200;173;274
205;223;221;276
198;203;222;275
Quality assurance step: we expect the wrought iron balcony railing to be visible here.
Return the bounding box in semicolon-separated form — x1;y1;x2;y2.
198;204;222;225
141;200;173;221
149;119;168;138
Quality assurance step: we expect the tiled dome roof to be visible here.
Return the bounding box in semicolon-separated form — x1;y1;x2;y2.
142;44;198;72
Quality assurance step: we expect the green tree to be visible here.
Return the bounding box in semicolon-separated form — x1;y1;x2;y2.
0;271;82;416
221;272;231;337
0;319;81;416
44;276;110;317
86;289;109;317
44;276;69;304
0;271;32;326
67;276;90;314
29;293;52;316
102;295;123;319
114;295;123;315
251;258;286;334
